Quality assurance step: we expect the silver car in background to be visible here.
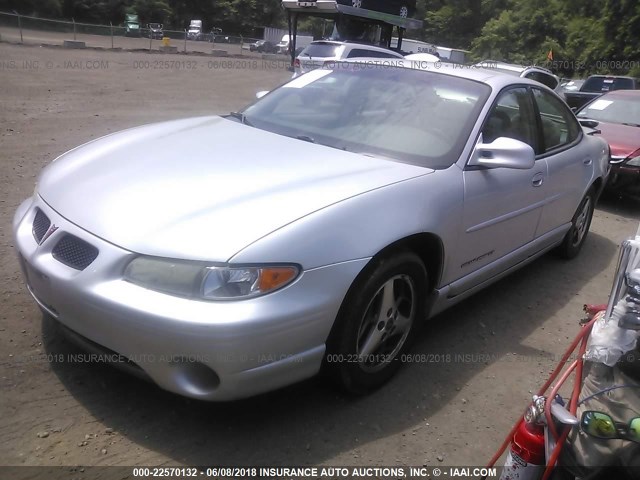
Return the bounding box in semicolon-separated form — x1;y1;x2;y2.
13;62;609;400
294;40;404;76
475;60;563;94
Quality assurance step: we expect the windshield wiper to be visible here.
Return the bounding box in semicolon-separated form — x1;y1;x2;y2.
622;122;640;128
228;111;253;127
295;135;316;143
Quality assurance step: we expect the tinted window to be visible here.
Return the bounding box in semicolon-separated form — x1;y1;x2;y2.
524;71;558;90
346;48;400;59
482;87;537;149
243;66;491;169
300;43;342;58
582;76;635;92
532;88;580;152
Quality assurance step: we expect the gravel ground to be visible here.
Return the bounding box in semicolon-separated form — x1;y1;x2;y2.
1;41;639;471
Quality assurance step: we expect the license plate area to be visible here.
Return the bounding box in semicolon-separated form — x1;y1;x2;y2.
20;256;58;315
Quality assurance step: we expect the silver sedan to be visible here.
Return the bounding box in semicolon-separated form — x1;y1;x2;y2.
13;62;610;400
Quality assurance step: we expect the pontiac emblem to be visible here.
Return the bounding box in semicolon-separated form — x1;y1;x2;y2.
40;224;59;244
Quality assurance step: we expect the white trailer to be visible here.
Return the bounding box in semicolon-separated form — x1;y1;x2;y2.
436;46;468;64
276;33;314;54
391;37;437;55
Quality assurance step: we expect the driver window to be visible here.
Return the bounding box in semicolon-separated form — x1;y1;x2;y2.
482;87;537;150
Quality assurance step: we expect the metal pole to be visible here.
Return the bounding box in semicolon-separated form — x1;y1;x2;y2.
149;31;152;51
14;11;23;43
110;22;113;49
240;35;243;55
286;10;292;66
291;12;298;65
184;29;187;53
73;18;76;41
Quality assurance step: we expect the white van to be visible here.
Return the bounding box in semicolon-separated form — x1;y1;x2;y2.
276;34;314;54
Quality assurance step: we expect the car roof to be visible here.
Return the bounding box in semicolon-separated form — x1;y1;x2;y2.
328;59;554;91
478;61;525;73
475;60;555;76
596;89;640;98
300;41;403;57
587;75;636;79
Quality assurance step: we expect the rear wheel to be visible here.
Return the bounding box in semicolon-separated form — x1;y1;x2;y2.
556;188;595;259
325;251;427;394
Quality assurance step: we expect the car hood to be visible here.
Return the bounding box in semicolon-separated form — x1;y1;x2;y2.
38;116;432;261
595;122;640;159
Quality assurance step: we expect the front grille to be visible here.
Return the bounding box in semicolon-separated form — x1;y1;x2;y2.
32;208;51;244
52;234;99;270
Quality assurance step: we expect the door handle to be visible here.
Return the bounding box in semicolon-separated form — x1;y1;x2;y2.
532;172;544;187
583;158;593;166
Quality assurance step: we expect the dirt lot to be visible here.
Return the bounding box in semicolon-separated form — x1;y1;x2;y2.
1;41;639;472
0;26;264;56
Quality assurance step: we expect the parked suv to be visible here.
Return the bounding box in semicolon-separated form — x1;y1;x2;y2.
294;41;404;76
564;75;640;109
475;61;562;93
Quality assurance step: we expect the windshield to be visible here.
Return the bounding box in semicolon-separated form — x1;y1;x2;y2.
242;65;490;168
577;95;640;126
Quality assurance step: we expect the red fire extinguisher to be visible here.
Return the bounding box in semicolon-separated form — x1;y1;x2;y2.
499;397;546;480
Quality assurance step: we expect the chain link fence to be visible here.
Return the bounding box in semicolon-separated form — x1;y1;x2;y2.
0;11;287;57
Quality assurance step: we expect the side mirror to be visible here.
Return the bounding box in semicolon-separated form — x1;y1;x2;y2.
468;136;535;170
255;90;269;99
579;119;601;135
579;119;599;129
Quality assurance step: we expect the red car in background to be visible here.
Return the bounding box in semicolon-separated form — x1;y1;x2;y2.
576;90;640;198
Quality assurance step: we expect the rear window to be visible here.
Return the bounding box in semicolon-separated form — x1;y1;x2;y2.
346;48;400;59
524;71;558;90
582;77;635;92
301;43;342;58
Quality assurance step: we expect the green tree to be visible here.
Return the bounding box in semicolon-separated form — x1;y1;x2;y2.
133;0;172;24
0;0;62;16
601;0;640;69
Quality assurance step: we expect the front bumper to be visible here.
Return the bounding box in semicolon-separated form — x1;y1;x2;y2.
13;196;368;400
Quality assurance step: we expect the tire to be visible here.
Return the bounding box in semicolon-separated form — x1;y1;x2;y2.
325;251;427;394
556;188;595;259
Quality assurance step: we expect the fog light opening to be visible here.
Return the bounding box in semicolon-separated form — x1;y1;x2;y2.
168;357;220;396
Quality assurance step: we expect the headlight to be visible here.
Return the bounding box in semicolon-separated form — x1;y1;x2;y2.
124;257;299;300
626;155;640;167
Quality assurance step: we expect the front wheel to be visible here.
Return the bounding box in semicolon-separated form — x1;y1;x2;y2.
325;251;427;394
556;188;595;259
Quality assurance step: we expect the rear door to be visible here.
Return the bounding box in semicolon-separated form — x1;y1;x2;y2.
530;87;590;237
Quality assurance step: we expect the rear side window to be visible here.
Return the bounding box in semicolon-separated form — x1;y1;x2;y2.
301;43;342;58
582;77;635;92
532;88;580;153
346;48;400;59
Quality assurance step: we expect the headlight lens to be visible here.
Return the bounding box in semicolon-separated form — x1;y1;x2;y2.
124;257;299;300
626;155;640;167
